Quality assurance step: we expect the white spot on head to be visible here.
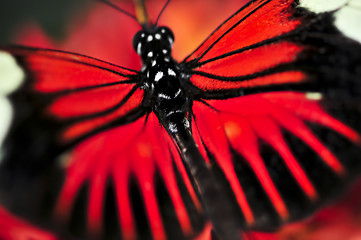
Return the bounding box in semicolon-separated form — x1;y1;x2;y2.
154;71;164;82
147;71;150;78
147;51;153;58
306;92;323;100
168;68;176;76
161;29;166;34
141;33;145;38
137;43;142;55
155;33;161;40
147;35;153;42
164;58;170;62
152;60;157;67
0;52;25;94
168;37;174;45
162;49;168;54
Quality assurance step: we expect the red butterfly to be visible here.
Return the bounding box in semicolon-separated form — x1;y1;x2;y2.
0;0;361;239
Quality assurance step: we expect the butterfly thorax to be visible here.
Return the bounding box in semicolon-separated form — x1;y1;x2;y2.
133;26;190;133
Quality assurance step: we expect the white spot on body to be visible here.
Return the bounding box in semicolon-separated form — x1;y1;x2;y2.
161;29;166;34
162;49;168;55
155;33;161;40
183;119;190;129
147;35;153;42
147;51;153;58
159;93;171;99
141;33;145;38
168;68;176;76
164;58;170;62
154;71;164;82
174;89;182;98
168;122;178;133
152;60;157;67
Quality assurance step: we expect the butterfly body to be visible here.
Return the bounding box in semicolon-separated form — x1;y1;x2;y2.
133;26;189;133
134;25;243;240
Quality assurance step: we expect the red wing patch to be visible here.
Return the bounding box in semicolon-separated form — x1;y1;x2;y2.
192;91;360;226
190;71;306;91
184;0;301;64
183;0;308;93
55;113;202;240
5;46;137;93
189;42;306;91
60;87;144;141
3;46;144;143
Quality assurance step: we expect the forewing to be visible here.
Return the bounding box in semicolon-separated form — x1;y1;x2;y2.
182;0;307;94
2;46;144;142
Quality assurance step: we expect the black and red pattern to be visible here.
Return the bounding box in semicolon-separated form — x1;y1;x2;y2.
0;0;361;240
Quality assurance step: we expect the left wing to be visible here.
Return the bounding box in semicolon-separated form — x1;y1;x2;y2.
0;46;149;239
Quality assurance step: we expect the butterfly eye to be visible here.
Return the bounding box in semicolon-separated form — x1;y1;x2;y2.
133;31;145;54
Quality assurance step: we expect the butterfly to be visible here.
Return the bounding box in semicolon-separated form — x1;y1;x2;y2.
0;0;361;239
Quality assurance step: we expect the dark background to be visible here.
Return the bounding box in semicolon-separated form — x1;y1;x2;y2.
0;0;91;44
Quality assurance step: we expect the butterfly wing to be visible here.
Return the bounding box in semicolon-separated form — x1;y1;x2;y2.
1;46;144;146
181;0;361;231
0;47;168;238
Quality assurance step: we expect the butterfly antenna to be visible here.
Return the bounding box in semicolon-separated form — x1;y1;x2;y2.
97;0;141;26
155;0;171;26
133;0;149;26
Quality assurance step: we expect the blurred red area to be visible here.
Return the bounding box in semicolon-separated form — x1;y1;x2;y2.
2;0;361;239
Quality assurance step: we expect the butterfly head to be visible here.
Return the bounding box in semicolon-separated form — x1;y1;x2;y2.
133;26;174;63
